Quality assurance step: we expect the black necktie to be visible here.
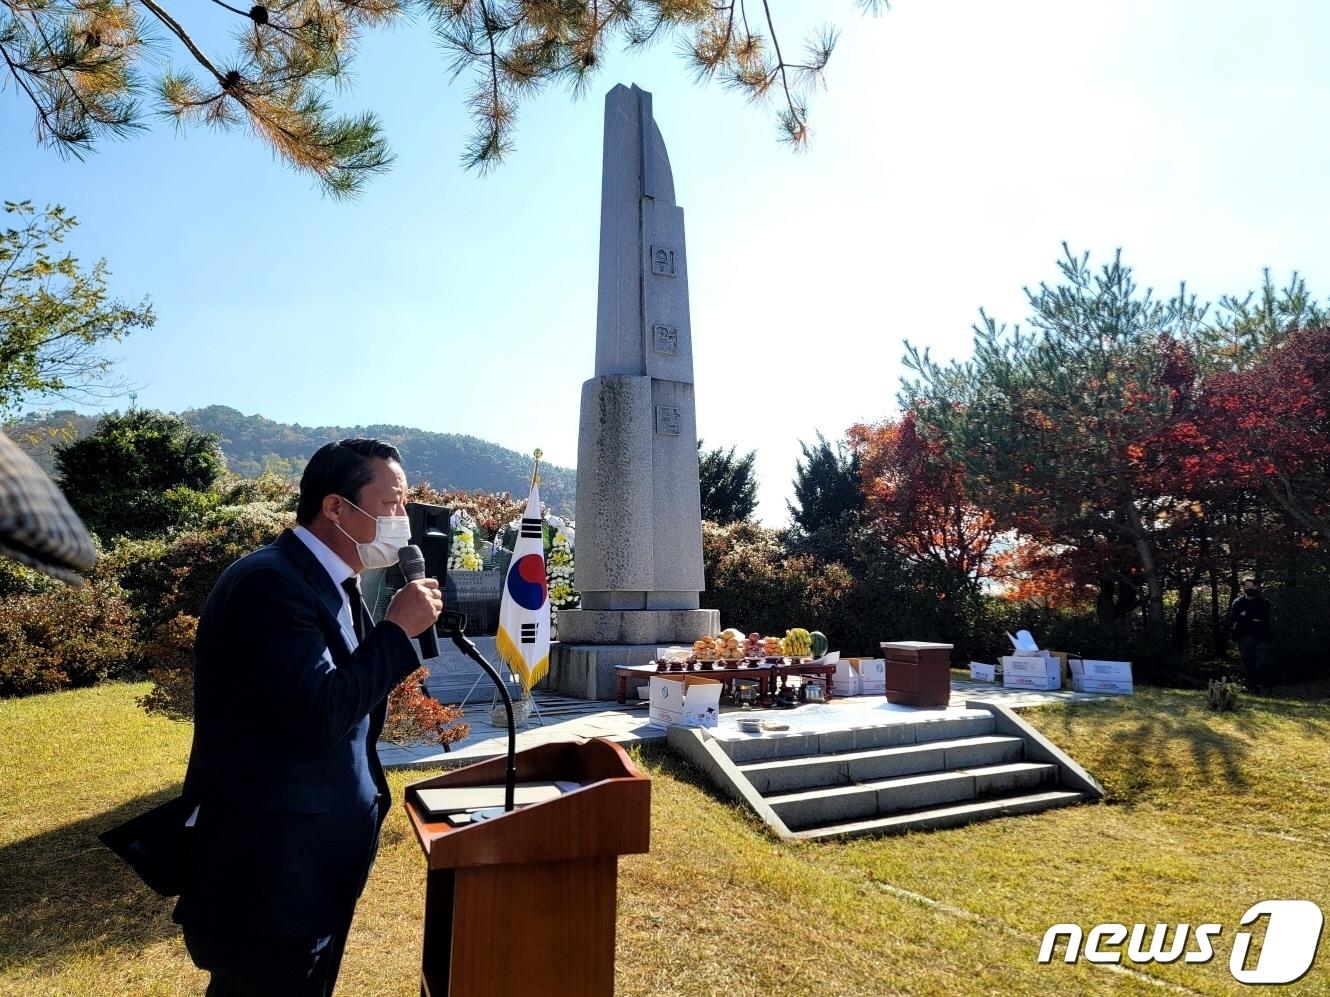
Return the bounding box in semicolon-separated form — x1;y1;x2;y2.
341;577;369;642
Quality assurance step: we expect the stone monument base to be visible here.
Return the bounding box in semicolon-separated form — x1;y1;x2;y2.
540;643;660;701
542;605;720;701
555;607;718;645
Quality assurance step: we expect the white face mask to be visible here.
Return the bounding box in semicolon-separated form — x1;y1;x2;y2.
336;497;410;570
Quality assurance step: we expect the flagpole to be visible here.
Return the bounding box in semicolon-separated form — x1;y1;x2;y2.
531;448;542;488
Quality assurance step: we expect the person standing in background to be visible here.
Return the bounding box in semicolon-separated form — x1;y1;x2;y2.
1226;577;1274;693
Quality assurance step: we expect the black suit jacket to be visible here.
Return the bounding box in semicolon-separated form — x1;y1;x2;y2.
160;529;421;937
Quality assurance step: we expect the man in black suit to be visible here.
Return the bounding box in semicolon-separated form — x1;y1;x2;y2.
172;438;442;995
1226;576;1275;692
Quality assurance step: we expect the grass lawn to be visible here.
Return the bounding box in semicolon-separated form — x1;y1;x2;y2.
1;681;1327;995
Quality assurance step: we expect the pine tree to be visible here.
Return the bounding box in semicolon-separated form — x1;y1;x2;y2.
1;1;888;197
698;439;758;524
787;432;863;536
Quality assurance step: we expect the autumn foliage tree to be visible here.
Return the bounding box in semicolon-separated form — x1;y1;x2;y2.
902;246;1209;632
847;410;998;590
1171;327;1330;547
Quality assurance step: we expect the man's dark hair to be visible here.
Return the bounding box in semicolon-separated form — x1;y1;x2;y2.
296;439;402;525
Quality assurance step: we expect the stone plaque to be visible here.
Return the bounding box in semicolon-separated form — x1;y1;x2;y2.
650;245;677;277
652;324;679;355
654;404;681;435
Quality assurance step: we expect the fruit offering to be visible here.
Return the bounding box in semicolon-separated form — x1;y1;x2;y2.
692;636;719;662
810;630;830;658
783;628;813;658
717;631;744;661
762;635;784;659
743;632;763;658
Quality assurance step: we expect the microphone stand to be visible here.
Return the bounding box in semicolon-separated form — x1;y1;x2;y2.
442;612;516;813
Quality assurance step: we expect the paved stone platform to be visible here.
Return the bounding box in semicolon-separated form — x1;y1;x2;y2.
378;678;1108;770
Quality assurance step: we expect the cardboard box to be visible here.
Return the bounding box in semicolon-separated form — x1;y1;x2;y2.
1002;654;1061;690
647;673;722;728
1003;672;1062;690
1073;659;1133;694
969;662;997;683
856;658;887;695
832;657;861;696
1002;654;1059;675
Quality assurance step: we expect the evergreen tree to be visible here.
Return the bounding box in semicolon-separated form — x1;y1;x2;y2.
1;1;887;197
902;245;1210;631
787;433;863;536
55;409;224;538
698;439;758;524
0;201;153;417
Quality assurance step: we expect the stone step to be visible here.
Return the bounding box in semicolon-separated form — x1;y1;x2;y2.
737;735;1026;794
791;789;1088;841
713;712;996;764
767;761;1058;830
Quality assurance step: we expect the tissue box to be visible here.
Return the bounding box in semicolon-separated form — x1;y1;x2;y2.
647;674;722;728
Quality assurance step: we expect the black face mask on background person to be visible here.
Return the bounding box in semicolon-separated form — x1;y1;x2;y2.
1244;587;1261;598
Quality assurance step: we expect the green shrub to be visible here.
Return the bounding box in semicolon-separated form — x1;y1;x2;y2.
101;501;292;634
55;410;225;539
218;468;298;508
137;614;198;722
0;582;138;696
0;556;62;598
1206;678;1243;711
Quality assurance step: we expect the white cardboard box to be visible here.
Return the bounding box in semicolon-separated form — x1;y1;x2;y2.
855;658;887;695
1003;654;1059;677
969;662;997;683
1002;654;1061;690
832;657;861;696
1003;673;1061;690
647;674;722;728
1074;659;1134;694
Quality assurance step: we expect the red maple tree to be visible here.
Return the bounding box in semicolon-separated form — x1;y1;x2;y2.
847;411;1000;587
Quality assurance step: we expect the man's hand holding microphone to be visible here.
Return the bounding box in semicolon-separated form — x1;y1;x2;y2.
385;545;443;658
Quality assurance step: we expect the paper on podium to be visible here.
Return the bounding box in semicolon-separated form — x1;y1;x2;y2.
412;781;576;818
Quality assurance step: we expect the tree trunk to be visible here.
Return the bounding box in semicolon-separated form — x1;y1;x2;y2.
1095;578;1115;624
1121;501;1165;628
1172;562;1203;652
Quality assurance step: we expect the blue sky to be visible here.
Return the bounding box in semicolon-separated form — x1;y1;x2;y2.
3;1;1330;523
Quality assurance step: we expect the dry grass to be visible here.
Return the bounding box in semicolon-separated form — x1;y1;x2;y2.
1;681;1327;995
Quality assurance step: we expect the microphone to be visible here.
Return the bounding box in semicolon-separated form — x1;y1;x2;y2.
396;545;440;660
440;611;518;815
397;547;516;813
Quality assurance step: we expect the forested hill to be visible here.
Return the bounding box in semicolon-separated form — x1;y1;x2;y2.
8;405;575;513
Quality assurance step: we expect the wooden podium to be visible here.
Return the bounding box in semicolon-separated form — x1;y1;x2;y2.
405;738;651;997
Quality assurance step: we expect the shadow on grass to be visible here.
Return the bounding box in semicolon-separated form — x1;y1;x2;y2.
1028;688;1330;805
0;785;183;968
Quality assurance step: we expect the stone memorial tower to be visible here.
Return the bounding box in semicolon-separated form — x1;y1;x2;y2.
545;84;720;699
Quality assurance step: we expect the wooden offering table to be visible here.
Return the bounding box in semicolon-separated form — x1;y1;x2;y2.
880;641;954;707
405;739;650;997
773;661;837;701
615;662;773;705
